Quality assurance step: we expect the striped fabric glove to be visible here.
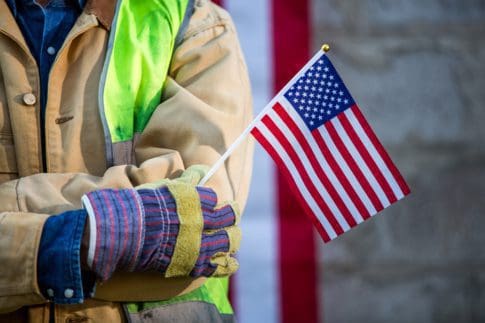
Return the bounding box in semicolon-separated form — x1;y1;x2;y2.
81;167;240;282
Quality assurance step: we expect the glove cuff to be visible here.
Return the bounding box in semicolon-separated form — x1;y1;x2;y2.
81;189;146;281
134;187;179;272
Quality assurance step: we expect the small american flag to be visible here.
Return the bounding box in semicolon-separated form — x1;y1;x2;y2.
250;51;410;242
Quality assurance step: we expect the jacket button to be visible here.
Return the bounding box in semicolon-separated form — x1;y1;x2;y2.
47;46;56;55
64;288;74;298
22;93;37;106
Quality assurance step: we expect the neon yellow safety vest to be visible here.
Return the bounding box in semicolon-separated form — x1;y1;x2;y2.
99;0;187;166
98;0;233;316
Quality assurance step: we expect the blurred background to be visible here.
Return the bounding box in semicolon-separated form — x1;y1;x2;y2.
215;0;485;322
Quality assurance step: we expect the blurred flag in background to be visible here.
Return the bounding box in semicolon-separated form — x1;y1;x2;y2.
213;0;320;322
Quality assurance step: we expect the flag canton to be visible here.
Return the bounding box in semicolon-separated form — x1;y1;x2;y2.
283;55;355;131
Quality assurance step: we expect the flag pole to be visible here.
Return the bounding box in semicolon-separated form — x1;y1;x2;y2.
199;44;331;186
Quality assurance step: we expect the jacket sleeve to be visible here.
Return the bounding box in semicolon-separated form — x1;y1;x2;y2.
0;0;253;312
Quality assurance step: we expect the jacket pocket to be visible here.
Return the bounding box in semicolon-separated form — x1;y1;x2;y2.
0;133;18;184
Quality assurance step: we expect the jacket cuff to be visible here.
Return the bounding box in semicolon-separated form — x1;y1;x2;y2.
37;209;95;304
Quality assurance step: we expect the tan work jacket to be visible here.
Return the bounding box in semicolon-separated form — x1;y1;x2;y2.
0;0;253;321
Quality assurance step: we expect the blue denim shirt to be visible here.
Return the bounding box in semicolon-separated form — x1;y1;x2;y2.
38;209;96;304
6;0;94;304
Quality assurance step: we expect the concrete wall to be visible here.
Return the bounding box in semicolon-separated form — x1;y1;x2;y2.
312;1;485;322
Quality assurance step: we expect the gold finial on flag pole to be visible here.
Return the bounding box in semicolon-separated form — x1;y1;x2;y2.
321;44;330;53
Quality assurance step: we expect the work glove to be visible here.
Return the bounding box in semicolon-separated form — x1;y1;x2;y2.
81;165;240;282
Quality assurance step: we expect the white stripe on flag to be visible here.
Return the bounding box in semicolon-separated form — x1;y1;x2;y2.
316;125;377;215
332;115;391;208
346;109;405;199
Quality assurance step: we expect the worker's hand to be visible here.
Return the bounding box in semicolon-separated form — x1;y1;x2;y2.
81;166;240;281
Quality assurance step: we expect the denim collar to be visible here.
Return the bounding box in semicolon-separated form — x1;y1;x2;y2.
5;0;115;29
6;0;86;15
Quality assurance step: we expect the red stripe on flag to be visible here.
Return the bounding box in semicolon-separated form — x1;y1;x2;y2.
261;112;344;235
311;129;372;220
273;103;357;228
251;127;331;242
338;109;398;204
324;120;385;212
351;106;411;196
272;0;319;320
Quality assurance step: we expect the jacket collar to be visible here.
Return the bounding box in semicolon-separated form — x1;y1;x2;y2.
7;0;87;13
0;0;30;51
0;0;116;31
